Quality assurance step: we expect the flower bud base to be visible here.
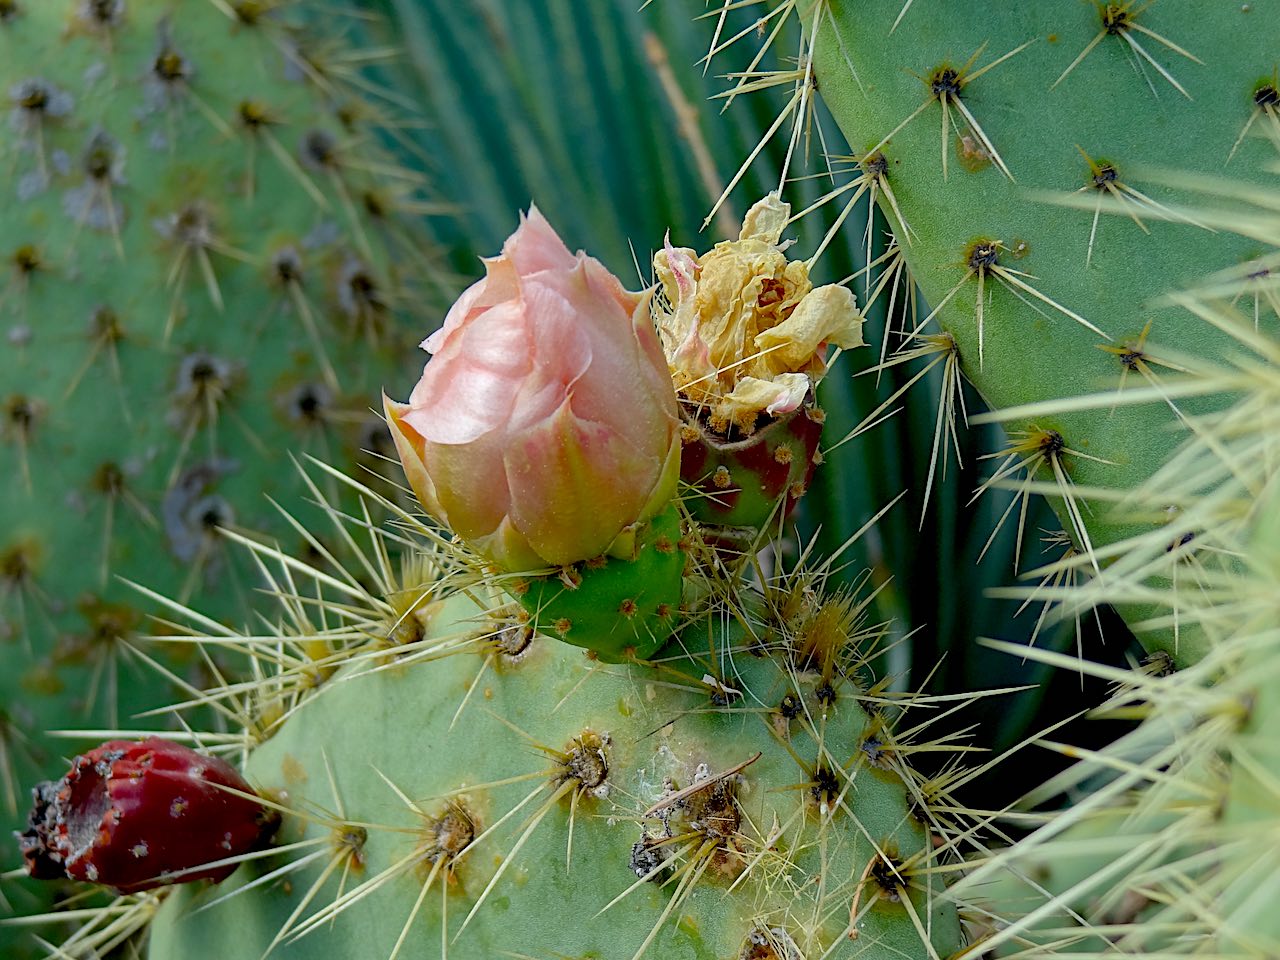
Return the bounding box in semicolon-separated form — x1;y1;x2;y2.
512;503;684;662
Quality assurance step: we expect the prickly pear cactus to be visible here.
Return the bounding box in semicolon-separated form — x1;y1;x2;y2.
0;0;437;950
123;509;964;960
956;311;1280;957
785;0;1279;662
1;154;970;948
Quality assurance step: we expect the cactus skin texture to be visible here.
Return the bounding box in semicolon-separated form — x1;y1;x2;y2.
513;502;686;662
141;571;962;960
798;0;1278;663
0;1;435;951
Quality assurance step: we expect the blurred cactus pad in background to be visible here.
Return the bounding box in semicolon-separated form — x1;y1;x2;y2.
0;1;447;950
1;0;1279;959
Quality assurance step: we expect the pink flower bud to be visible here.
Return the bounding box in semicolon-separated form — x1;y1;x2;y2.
385;208;680;570
17;738;275;893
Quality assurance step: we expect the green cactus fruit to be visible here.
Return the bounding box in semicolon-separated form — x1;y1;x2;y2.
512;502;685;663
0;0;439;951
790;0;1278;663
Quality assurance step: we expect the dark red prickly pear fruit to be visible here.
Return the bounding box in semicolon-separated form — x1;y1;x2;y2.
16;738;276;894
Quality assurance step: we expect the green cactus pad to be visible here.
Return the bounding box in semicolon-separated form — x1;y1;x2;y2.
797;0;1278;662
0;1;438;951
144;580;963;960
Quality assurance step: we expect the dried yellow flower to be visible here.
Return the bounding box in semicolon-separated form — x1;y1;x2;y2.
654;194;864;433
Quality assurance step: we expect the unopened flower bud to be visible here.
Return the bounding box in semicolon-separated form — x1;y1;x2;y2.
385;207;680;571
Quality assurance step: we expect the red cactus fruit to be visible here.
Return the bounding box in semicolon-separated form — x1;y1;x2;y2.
16;737;276;893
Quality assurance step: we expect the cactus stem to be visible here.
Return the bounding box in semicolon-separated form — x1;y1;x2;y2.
619;741;786;960
402;725;614;940
97;456;969;957
9;80;66;183
335;258;392;348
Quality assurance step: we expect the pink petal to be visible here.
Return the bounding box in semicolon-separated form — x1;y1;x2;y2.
404;299;531;445
502;277;593;432
765;373;811;415
422;425;513;541
383;395;446;522
506;205;577;276
663;232;697;300
526;262;669;443
503;398;650;566
422;277;486;355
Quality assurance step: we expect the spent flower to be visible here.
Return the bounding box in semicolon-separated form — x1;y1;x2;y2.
654;193;864;435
